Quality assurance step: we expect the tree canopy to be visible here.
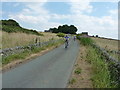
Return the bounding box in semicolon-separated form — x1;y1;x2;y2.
45;24;78;34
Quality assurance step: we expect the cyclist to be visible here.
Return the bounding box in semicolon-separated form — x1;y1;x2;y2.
64;35;69;48
73;35;76;41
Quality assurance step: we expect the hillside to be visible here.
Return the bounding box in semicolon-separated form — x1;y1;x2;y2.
1;19;41;36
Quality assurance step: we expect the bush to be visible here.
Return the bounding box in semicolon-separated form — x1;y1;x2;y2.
69;78;76;84
79;37;93;46
96;35;98;37
74;67;82;74
57;33;65;37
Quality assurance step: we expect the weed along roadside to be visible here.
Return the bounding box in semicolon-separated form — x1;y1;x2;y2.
67;39;93;88
1;39;64;72
79;37;120;88
68;36;120;88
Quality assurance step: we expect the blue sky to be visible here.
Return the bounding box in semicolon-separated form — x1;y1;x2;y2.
2;2;117;18
1;1;118;39
44;2;71;15
88;2;117;17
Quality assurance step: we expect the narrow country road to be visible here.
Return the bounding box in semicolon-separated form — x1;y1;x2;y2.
2;39;79;88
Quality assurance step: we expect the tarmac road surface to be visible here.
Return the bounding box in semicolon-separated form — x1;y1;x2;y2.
2;39;79;88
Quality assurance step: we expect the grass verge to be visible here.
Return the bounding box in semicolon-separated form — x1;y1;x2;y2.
74;67;82;75
2;39;64;65
78;37;116;88
86;46;111;88
78;37;93;46
69;78;76;85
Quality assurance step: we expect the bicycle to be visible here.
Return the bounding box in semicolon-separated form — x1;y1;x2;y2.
65;40;68;48
64;35;69;48
73;36;76;41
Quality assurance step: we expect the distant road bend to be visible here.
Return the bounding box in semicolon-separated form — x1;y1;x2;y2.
3;39;79;88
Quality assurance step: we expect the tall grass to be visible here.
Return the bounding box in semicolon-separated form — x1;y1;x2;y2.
1;31;60;49
78;37;93;46
2;31;38;49
57;33;65;37
87;46;111;88
91;37;118;51
78;37;115;88
41;32;60;41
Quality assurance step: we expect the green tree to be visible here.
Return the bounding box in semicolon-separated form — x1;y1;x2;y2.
50;28;58;33
50;24;78;34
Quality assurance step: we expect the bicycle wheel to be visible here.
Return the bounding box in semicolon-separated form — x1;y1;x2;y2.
65;42;67;48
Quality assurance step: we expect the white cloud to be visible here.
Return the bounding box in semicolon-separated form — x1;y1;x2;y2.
50;14;70;20
9;14;39;24
69;0;93;14
7;1;118;39
68;1;118;39
8;2;63;31
109;9;118;15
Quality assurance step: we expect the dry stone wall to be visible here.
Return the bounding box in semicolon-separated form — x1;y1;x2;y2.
0;39;61;58
92;43;120;87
